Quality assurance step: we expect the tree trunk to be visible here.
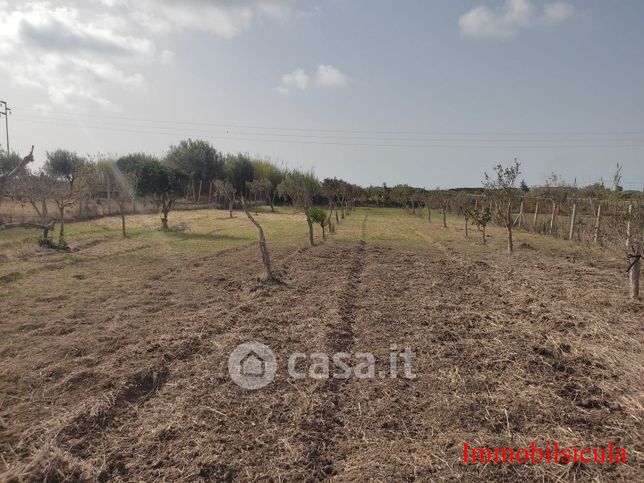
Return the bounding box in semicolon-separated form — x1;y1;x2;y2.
465;218;468;237
241;198;275;281
58;206;65;245
229;201;233;219
161;212;169;230
270;191;276;213
322;224;326;239
120;206;126;237
106;176;111;215
197;180;203;204
335;207;339;224
442;206;447;228
306;212;315;246
549;201;556;236
427;203;431;222
506;201;513;253
568;203;577;240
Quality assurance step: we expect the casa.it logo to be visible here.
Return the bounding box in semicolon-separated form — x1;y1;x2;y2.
228;341;277;390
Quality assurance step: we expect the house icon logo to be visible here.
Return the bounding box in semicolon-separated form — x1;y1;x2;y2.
228;341;277;390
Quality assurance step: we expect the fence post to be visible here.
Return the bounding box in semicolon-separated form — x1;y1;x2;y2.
568;202;577;240
533;200;539;232
626;202;633;249
594;203;602;244
628;241;641;299
549;201;556;236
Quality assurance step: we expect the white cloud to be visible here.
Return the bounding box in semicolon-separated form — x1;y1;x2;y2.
459;0;574;39
543;2;575;25
315;64;347;87
278;68;310;93
0;1;298;111
276;64;348;94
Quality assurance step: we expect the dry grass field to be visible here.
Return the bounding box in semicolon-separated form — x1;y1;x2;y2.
1;207;642;481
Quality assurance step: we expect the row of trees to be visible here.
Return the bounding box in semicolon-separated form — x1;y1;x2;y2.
1;144;640;295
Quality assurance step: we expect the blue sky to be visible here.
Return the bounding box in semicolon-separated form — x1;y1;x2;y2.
1;0;643;189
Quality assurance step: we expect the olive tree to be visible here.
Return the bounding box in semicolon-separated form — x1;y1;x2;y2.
240;196;275;282
484;160;521;253
133;159;188;230
466;207;492;245
165;139;224;202
309;206;329;239
0;146;57;235
252;159;285;212
213;179;236;218
278;170;320;246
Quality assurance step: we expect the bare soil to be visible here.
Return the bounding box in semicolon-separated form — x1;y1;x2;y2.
0;212;642;481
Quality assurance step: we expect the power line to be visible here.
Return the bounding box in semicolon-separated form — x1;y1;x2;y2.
11;105;644;138
11;116;644;149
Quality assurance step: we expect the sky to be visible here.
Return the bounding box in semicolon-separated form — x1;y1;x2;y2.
1;0;643;189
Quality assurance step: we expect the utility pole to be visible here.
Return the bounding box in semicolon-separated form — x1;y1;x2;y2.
0;101;10;155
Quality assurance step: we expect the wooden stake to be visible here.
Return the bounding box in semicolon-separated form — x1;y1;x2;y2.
513;201;524;228
626;202;633;249
533;200;539;232
593;203;602;244
568;202;577;240
628;241;641;299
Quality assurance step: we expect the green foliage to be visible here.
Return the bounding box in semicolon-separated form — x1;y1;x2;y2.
38;236;69;251
132;158;188;199
44;150;86;186
252;159;285;188
278;170;320;209
484;159;521;196
166;139;225;183
226;153;255;196
309;207;327;226
0;151;21;175
116;153;158;174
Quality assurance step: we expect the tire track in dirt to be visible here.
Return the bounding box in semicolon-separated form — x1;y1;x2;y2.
306;216;367;479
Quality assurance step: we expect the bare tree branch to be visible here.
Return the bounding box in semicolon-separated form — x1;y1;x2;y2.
0;146;34;183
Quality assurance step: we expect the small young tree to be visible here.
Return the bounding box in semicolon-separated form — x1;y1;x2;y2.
309;207;329;239
251;159;285;212
213;179;236;218
484;160;521;253
45;163;96;246
43;150;86;189
246;178;272;214
240;196;276;282
98;159;136;237
278;170;320;246
133;159;188;230
0;146;57;236
466;207;492;245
